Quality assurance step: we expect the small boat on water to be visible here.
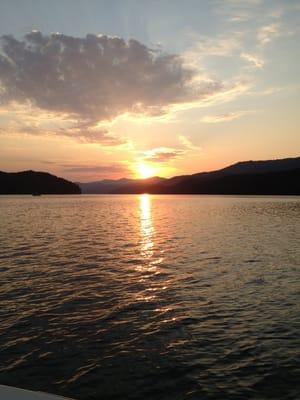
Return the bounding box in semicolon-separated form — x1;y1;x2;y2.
0;385;73;399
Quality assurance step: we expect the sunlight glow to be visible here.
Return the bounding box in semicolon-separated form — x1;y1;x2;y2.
137;163;156;179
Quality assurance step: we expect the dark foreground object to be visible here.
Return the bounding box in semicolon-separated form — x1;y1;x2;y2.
0;385;73;399
0;171;81;195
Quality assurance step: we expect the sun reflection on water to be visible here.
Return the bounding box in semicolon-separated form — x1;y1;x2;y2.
138;194;164;273
140;193;154;260
136;194;168;307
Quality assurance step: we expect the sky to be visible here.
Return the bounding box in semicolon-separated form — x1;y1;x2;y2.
0;0;299;182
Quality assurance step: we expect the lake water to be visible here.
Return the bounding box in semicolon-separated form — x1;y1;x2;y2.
0;195;299;400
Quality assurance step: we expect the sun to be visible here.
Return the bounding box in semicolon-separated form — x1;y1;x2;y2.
137;163;156;179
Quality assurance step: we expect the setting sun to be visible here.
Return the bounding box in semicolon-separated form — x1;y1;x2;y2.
137;163;156;179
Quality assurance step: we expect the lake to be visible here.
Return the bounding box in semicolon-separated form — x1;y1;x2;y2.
0;195;299;399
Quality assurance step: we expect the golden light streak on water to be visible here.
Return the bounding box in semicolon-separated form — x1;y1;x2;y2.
140;194;154;261
137;194;168;305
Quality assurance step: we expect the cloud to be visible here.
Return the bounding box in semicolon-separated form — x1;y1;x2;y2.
257;23;280;45
178;135;202;151
0;31;259;148
184;34;242;67
36;161;131;180
61;163;129;174
0;103;127;145
0;32;192;119
56;121;127;145
240;52;264;69
201;111;246;123
0;31;229;142
170;80;251;112
214;0;262;23
140;136;201;164
142;147;185;163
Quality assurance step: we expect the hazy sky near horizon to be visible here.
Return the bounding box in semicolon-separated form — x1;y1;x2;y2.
0;0;299;182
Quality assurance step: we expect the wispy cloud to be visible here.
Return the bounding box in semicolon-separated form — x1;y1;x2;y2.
184;33;242;68
240;52;264;69
201;111;247;123
0;103;127;146
61;163;129;175
139;135;201;164
257;23;280;45
141;147;185;163
178;135;202;151
214;0;262;23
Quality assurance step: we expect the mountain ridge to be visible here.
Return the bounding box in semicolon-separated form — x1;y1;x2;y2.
79;156;300;195
1;157;299;195
0;170;81;194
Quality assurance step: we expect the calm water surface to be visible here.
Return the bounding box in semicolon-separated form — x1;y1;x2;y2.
0;195;299;400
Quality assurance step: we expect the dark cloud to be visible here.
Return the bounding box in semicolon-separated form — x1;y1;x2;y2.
61;163;129;174
0;31;222;126
0;114;126;145
142;147;185;163
56;123;126;145
141;136;201;163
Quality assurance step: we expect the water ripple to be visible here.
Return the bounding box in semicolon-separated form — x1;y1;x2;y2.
0;194;299;399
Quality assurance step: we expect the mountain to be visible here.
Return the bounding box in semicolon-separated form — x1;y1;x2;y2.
212;157;300;176
79;157;300;195
0;170;81;194
79;176;166;194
